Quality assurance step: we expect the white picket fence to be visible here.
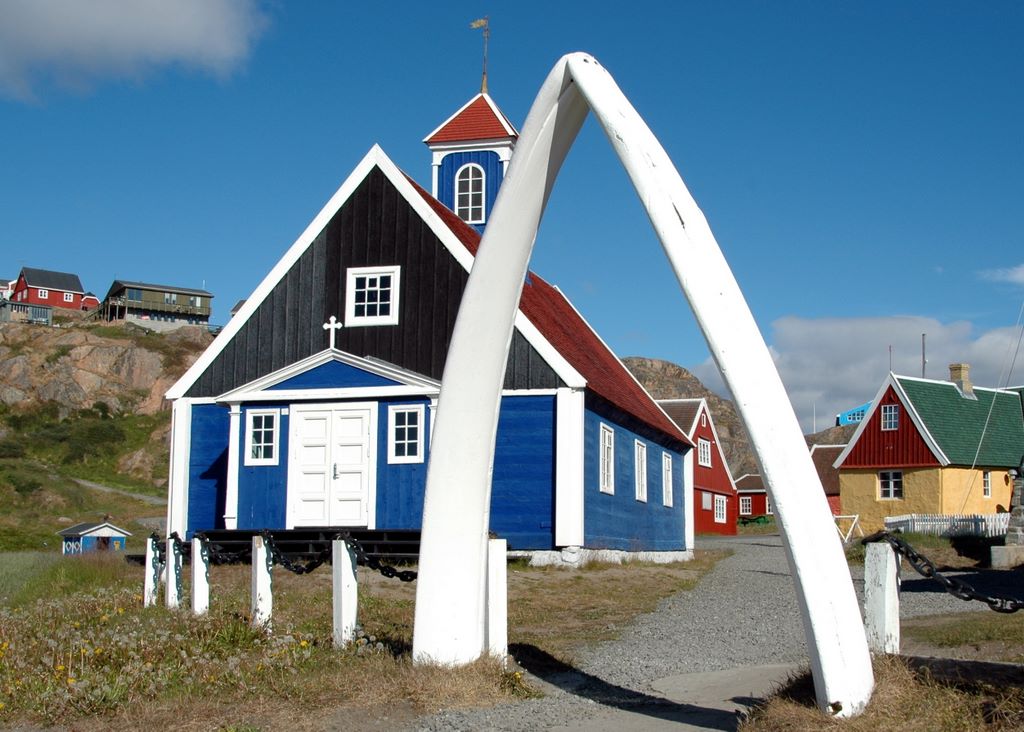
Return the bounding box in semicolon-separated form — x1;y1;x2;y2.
884;513;1009;538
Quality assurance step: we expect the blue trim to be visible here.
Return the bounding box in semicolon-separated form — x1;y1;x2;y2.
186;403;230;537
268;360;400;390
236;405;289;529
583;408;685;551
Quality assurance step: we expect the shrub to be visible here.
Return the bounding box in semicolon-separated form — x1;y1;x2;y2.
0;439;26;459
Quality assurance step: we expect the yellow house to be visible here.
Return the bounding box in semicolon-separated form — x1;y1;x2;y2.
834;364;1023;533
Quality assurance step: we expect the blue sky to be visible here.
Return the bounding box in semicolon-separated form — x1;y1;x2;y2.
2;1;1023;432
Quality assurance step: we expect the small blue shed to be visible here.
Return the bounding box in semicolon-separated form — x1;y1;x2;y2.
58;522;132;555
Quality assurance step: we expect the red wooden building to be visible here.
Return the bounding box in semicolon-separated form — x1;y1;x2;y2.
10;267;96;311
660;398;738;535
735;473;770;518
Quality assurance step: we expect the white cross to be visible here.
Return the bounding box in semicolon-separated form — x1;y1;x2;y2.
323;315;342;350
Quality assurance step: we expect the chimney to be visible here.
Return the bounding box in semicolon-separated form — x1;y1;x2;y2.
949;362;975;398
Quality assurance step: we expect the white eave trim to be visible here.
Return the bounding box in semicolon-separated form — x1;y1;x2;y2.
222;385;439;404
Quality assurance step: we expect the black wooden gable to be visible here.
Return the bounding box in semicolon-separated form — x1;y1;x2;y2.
186;166;563;398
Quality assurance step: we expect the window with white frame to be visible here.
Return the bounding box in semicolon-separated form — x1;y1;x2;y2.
634;440;647;502
765;495;773;514
983;471;991;498
740;496;752;515
346;266;400;326
245;410;279;466
662;452;673;507
879;470;903;499
388;404;425;463
881;404;899;431
63;292;73;303
38;289;48;300
698;438;712;467
455;164;485;223
714;494;727;523
164;292;177;305
599;424;615;494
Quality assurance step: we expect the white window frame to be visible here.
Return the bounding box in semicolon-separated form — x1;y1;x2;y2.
63;292;74;303
879;470;904;500
740;496;752;515
38;289;48;300
388;404;425;464
881;404;899;431
698;438;712;468
599;423;615;495
345;265;401;327
714;494;727;523
662;451;673;507
244;409;279;466
455;163;486;224
983;470;991;498
634;440;647;502
765;495;773;515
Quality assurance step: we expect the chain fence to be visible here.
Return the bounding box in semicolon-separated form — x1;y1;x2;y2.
862;530;1024;614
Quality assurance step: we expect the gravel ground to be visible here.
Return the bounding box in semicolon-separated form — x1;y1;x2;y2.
413;533;1006;731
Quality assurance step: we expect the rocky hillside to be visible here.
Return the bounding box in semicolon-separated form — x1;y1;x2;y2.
623;357;760;477
0;321;211;415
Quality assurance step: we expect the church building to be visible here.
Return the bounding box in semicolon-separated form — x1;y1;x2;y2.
164;87;695;556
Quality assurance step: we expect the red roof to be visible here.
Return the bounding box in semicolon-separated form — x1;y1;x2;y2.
407;177;689;446
424;94;518;144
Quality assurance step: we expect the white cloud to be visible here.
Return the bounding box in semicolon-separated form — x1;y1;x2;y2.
981;264;1024;286
693;315;1024;434
0;0;267;100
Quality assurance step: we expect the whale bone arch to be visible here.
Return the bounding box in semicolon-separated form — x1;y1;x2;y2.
412;52;873;717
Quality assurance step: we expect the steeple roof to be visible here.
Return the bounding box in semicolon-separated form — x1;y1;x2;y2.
423;93;518;145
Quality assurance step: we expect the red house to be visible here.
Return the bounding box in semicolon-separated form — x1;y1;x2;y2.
10;267;96;311
660;399;738;535
735;473;771;518
809;444;844;515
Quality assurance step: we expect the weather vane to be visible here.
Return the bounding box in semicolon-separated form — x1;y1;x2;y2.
470;16;489;93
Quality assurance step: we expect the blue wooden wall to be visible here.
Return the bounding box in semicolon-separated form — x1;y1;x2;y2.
437;150;503;232
236;405;289;529
374;398;431;529
583;408;685;551
186;403;229;537
269;360;400;390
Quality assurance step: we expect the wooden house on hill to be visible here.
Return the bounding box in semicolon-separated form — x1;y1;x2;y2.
10;267;96;311
834;363;1023;532
101;280;213;331
659;398;737;534
164;92;694;556
58;521;131;555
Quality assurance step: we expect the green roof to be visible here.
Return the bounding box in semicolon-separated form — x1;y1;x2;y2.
897;376;1024;467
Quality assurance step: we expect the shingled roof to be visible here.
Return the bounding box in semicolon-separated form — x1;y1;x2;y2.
20;267;84;293
423;93;518;144
658;399;703;437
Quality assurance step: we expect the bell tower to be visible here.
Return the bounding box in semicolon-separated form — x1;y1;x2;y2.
423;92;518;233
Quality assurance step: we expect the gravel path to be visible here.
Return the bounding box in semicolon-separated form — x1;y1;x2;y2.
414;533;1005;731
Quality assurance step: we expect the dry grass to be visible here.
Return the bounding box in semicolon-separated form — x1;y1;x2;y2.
0;549;727;730
742;654;1024;731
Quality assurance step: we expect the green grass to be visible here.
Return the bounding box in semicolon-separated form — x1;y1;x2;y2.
0;552;61;605
904;611;1024;660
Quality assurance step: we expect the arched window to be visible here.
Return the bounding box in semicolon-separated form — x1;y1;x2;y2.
455;164;485;223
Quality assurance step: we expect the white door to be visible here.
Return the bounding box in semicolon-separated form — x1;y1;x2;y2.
288;403;376;528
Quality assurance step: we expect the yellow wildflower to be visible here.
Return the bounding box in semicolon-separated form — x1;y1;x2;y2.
299;640;309;648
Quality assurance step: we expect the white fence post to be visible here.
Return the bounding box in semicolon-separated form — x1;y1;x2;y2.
165;535;183;609
486;538;508;661
864;542;900;654
191;537;210;616
332;539;358;647
143;535;161;607
251;535;273;630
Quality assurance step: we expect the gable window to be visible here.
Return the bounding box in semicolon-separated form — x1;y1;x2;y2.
455;164;485;223
634;440;648;502
63;292;74;303
881;404;899;431
983;471;991;498
346;266;400;326
662;452;673;507
599;423;615;494
740;496;752;515
879;470;903;499
698;438;712;468
38;289;48;300
714;494;727;523
388;404;425;464
245;410;279;466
